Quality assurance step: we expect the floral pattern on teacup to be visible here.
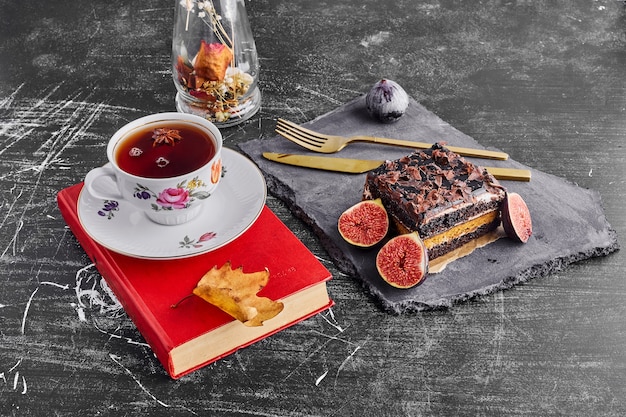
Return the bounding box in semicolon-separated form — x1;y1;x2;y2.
97;200;119;219
156;188;191;209
133;176;210;211
179;231;217;249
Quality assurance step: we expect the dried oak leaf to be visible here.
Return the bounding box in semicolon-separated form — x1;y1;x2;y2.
193;41;233;82
193;262;284;327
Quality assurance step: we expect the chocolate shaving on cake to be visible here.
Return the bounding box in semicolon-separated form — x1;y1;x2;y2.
363;143;506;259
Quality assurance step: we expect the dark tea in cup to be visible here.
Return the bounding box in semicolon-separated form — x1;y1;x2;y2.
114;121;216;179
84;113;223;226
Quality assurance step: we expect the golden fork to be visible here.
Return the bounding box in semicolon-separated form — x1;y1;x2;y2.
275;118;509;161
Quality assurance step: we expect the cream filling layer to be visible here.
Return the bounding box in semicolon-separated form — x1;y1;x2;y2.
422;210;499;250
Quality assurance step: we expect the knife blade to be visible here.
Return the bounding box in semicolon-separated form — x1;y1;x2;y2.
262;152;531;182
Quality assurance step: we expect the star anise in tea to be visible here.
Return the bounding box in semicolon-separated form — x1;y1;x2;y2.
152;128;183;147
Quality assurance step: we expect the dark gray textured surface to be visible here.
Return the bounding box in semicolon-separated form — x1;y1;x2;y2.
240;96;619;313
3;0;626;415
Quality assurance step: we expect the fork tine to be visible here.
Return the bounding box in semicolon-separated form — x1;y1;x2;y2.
275;126;324;151
277;119;328;140
276;119;329;147
276;124;325;146
275;120;313;139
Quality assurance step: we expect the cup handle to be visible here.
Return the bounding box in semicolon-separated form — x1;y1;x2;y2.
84;165;123;200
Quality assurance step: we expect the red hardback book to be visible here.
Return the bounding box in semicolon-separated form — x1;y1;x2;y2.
57;183;333;379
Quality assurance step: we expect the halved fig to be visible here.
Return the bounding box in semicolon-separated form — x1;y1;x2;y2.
338;198;389;247
376;232;429;289
501;192;532;243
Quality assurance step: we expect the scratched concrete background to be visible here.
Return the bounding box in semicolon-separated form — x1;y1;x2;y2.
1;0;625;416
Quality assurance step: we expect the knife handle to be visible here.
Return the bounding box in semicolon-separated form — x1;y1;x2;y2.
485;167;531;182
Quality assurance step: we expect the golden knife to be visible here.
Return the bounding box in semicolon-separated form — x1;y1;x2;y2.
262;152;531;182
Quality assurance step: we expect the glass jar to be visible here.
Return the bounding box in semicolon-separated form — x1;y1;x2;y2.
172;0;261;127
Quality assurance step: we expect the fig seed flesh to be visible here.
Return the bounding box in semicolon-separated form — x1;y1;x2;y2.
501;192;532;243
376;232;429;289
338;199;389;247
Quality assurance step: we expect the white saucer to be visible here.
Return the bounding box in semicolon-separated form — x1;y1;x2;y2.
78;148;266;259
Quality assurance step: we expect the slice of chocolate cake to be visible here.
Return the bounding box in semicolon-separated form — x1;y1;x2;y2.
363;143;506;260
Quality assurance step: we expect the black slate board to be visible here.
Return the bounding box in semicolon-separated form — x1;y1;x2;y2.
239;96;619;313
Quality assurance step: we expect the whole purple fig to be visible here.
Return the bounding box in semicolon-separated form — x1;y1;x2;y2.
365;79;409;123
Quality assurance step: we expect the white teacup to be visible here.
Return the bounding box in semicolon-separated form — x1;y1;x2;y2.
84;113;223;226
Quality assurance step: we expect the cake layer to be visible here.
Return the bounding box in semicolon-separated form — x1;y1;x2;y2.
422;210;499;249
392;210;500;260
364;144;505;236
423;211;500;259
363;144;506;259
382;194;501;238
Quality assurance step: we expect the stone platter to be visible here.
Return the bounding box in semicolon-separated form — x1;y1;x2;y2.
239;96;619;314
